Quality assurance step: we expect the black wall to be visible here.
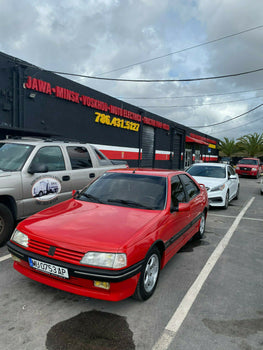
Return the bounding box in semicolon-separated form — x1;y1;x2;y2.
0;52;219;169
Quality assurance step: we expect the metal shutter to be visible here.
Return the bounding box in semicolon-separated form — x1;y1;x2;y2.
141;125;154;167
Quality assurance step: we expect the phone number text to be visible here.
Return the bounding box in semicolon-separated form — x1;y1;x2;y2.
95;112;140;132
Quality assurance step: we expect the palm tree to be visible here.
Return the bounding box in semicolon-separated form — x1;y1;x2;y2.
218;137;240;157
237;133;263;157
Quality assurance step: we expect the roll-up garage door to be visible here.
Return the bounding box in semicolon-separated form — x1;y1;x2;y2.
171;132;182;169
141;125;155;167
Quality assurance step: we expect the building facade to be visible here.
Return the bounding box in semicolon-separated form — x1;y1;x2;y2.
0;52;219;169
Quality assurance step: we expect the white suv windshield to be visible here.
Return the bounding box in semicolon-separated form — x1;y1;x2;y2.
0;143;34;171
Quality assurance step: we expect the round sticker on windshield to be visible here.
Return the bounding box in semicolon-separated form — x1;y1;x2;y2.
32;177;61;201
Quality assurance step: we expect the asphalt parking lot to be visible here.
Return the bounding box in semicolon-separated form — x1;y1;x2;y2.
0;177;262;350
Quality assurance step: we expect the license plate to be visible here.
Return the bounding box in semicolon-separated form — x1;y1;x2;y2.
28;257;69;279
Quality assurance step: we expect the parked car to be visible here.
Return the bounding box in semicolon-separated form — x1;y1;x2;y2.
235;158;262;178
186;163;239;209
0;137;128;246
7;169;208;302
220;157;231;165
260;176;263;195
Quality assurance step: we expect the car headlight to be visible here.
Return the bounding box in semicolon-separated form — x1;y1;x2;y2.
80;252;127;269
11;229;29;247
236;166;239;169
210;184;225;192
252;168;257;171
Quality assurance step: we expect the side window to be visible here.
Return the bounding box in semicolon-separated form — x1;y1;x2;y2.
171;175;186;208
91;146;112;166
229;166;235;176
180;174;200;200
67;146;93;169
31;146;65;172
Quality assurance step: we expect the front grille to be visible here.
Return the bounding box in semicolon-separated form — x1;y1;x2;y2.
28;239;84;264
240;167;249;171
209;197;223;203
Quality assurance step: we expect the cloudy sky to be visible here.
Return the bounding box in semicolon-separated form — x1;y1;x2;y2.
1;0;263;140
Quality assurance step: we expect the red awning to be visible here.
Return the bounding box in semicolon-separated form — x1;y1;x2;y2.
185;136;209;146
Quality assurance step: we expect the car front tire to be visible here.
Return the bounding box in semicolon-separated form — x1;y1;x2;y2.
133;247;161;301
194;211;206;239
223;191;229;209
0;204;14;246
234;185;240;200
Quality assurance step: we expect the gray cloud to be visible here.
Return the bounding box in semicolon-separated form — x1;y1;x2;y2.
0;0;262;140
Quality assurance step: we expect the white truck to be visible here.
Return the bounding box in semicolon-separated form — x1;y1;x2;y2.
0;137;128;245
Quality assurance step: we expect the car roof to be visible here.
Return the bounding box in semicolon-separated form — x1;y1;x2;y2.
240;157;259;160
107;168;185;177
189;162;227;168
0;137;86;146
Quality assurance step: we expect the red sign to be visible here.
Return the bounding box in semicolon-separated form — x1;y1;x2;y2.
190;133;217;145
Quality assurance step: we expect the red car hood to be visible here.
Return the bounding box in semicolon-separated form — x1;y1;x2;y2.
19;199;162;252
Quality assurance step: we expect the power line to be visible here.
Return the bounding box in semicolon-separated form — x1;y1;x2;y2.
209;115;263;135
117;87;263;100
138;95;263;109
189;103;263;128
96;24;263;76
49;67;263;83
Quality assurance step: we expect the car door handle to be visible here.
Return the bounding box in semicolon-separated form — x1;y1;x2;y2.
62;175;70;181
89;173;95;178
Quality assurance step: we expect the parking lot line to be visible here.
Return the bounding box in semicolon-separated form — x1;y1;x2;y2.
152;197;255;350
209;213;263;222
0;254;11;262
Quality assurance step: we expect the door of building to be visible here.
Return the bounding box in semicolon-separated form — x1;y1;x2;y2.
185;149;192;168
170;132;183;169
141;125;155;167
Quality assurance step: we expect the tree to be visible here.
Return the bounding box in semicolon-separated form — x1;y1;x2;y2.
237;132;263;157
218;137;240;157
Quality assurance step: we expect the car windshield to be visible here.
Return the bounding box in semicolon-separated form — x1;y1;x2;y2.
187;165;226;179
0;143;34;171
238;159;257;165
78;172;167;210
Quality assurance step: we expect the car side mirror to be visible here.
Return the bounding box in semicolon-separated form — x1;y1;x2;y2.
28;163;48;174
229;175;237;179
72;190;80;198
171;202;190;213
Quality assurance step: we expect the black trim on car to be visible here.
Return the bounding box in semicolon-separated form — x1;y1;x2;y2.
164;213;202;250
7;241;144;283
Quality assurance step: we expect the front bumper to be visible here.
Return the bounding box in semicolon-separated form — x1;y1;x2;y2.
7;241;142;301
236;169;258;177
207;190;226;207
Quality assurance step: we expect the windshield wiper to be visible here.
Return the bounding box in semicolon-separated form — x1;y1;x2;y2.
80;193;104;203
107;198;153;209
0;168;10;171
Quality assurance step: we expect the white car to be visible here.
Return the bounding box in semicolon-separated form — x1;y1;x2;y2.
260;176;263;195
187;163;240;209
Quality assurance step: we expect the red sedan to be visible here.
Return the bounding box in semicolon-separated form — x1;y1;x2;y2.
7;169;208;301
